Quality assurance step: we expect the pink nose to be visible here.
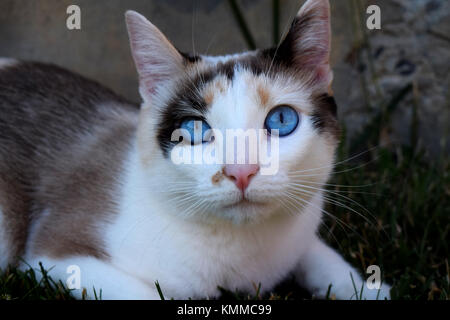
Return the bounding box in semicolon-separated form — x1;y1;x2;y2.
223;164;260;192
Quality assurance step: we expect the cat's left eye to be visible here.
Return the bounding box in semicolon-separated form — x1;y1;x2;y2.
180;118;212;145
264;105;299;137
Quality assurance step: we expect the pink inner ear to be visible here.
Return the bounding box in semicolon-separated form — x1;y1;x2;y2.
126;11;183;100
291;12;331;86
143;79;156;95
283;0;332;86
314;64;332;86
294;46;328;68
292;42;331;86
137;60;166;95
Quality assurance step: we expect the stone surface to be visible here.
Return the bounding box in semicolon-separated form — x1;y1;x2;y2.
0;0;448;155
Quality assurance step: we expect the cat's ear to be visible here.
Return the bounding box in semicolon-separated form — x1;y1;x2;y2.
277;0;332;89
125;11;184;102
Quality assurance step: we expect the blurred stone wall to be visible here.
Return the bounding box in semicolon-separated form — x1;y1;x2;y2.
0;0;448;155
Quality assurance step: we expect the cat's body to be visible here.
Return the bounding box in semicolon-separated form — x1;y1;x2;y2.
0;0;390;300
0;60;138;267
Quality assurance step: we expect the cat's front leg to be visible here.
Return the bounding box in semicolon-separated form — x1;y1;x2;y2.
294;236;391;300
21;256;160;300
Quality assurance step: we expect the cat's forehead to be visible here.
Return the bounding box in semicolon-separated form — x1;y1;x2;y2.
200;65;312;113
178;50;314;113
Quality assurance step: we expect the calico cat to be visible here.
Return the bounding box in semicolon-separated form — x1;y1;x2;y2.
0;0;390;299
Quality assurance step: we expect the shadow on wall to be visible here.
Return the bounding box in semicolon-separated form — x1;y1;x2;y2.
0;0;448;155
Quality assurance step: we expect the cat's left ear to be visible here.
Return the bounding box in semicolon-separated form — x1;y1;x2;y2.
277;0;332;90
125;11;184;102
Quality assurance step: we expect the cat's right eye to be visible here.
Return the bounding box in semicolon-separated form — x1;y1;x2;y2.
180;118;212;145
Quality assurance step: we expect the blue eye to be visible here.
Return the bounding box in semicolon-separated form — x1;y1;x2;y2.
180;118;212;145
264;105;299;136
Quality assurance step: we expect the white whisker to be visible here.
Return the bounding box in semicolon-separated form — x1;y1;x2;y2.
283;190;365;242
286;185;375;229
289;147;379;176
287;182;376;221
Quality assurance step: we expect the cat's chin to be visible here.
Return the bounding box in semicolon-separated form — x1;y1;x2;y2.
223;198;264;209
214;198;280;224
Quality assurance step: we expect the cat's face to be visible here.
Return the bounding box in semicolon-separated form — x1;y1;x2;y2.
126;0;339;224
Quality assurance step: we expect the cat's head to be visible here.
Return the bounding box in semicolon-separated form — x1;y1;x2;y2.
126;0;339;224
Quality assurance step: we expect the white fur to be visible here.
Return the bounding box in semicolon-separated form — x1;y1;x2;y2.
294;239;391;299
23;255;160;300
201;51;258;65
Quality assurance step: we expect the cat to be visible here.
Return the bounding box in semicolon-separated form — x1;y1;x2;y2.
0;0;390;300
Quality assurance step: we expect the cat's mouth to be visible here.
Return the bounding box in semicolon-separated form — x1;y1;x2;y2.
224;198;264;209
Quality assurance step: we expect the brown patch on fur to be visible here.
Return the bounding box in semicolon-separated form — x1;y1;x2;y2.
214;78;226;94
204;88;215;106
32;118;136;260
212;169;225;185
202;76;228;106
0;62;139;262
257;84;270;106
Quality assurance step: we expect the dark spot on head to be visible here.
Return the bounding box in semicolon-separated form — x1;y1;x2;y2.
260;14;320;73
311;94;340;139
260;17;303;69
178;50;202;64
215;61;235;80
157;70;215;156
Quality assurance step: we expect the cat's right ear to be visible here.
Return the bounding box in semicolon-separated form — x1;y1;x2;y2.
125;11;184;102
275;0;332;90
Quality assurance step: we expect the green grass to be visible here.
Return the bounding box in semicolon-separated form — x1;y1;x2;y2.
0;262;75;300
325;145;448;300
